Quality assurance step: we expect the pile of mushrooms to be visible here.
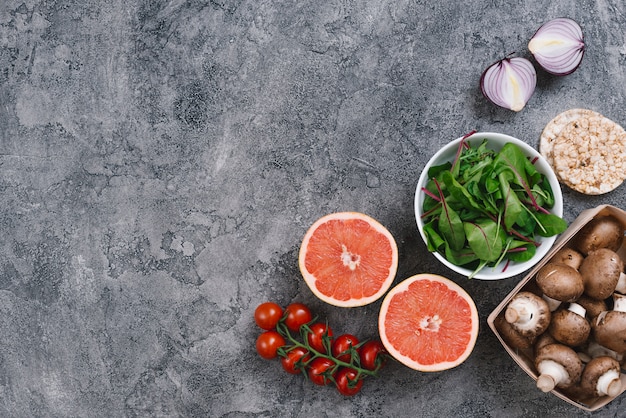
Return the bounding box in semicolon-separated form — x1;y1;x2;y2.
496;215;626;401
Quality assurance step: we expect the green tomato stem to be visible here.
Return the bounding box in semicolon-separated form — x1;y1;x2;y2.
275;318;379;378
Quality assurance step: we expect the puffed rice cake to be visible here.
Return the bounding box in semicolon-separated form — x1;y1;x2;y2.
551;115;626;195
539;108;604;167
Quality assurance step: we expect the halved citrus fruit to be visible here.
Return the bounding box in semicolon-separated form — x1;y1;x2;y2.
298;212;398;308
378;274;479;371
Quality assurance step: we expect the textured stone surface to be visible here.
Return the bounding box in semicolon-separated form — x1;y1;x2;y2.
1;1;626;416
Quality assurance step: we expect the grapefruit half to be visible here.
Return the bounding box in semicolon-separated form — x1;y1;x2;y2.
298;212;398;308
378;274;479;371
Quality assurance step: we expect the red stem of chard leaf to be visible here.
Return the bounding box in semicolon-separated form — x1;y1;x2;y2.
507;247;529;253
420;187;442;219
462;130;477;140
421;186;441;202
485;213;541;246
450;130;476;173
420;204;441;220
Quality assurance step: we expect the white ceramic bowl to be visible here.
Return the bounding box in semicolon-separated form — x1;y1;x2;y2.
414;132;563;280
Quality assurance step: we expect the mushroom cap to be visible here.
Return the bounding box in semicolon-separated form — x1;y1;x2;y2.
574;215;625;256
505;291;551;337
551;247;584;270
576;294;607;320
534;332;557;357
494;315;534;350
593;311;626;353
580;356;622;398
549;307;591;347
579;248;624;300
536;263;584;302
535;343;583;389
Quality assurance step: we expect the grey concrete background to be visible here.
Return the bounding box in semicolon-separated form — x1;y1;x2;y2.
1;0;626;417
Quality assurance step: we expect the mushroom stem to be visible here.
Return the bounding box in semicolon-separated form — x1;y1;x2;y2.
506;296;538;325
597;369;622;397
536;359;569;392
542;294;561;312
505;292;551;337
614;293;626;312
568;302;586;317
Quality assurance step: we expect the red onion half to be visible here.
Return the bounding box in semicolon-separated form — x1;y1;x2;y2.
480;57;537;112
528;18;585;76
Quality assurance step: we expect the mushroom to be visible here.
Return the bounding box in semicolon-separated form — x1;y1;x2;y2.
535;263;584;309
579;248;624;300
504;291;551;338
579;356;623;398
616;270;626;295
583;340;624;363
549;303;591;347
574;215;625;256
593;293;626;353
575;294;607;320
494;314;534;350
534;343;584;392
551;247;584;270
534;332;557;357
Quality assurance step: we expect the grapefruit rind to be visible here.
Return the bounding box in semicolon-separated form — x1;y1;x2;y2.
298;212;399;308
378;273;479;372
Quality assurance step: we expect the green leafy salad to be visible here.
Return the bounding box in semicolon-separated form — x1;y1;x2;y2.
420;137;567;277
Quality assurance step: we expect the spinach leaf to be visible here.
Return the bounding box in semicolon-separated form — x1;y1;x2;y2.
507;243;537;262
441;170;482;213
423;221;446;252
438;197;465;251
534;212;568;237
498;171;524;230
464;219;504;262
445;245;479;266
493;144;534;199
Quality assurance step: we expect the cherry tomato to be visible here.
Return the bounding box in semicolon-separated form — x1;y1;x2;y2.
359;340;387;371
332;334;360;363
335;367;363;396
256;330;286;359
280;347;310;374
307;322;333;354
284;303;312;331
307;357;335;386
254;302;283;330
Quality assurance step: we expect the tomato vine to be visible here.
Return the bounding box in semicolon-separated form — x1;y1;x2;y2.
254;301;388;396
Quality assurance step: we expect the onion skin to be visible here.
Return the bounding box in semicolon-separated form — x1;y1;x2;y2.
480;57;537;112
528;18;585;76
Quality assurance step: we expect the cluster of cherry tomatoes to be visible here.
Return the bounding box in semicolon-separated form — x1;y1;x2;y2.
254;301;388;396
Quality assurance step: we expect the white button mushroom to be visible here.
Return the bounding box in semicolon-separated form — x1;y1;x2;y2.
580;356;622;398
534;343;583;392
504;291;551;338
